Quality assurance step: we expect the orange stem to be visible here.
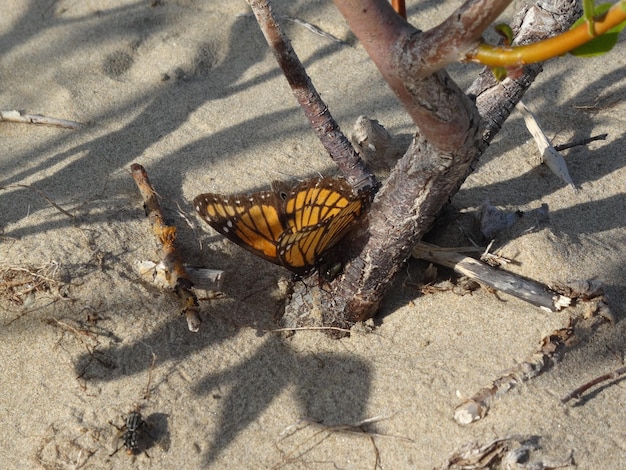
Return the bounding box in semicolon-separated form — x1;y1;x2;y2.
469;3;626;66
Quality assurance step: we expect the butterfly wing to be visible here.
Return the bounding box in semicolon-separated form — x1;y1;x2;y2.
284;177;359;232
278;178;365;272
194;177;367;274
193;190;286;265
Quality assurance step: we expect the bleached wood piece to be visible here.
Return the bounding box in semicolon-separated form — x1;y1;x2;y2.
413;242;571;312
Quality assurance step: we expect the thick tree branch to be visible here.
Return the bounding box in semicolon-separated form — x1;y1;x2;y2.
283;0;582;328
399;0;512;78
333;0;511;140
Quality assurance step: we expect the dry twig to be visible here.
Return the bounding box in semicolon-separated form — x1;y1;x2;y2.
3;184;76;219
144;352;157;401
274;415;407;470
267;326;352;335
553;133;607;152
561;363;626;404
454;326;575;425
237;12;349;46
131;163;216;332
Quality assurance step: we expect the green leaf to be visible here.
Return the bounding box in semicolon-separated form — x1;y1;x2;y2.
570;32;620;56
570;3;626;57
571;3;614;32
494;23;514;45
490;66;508;81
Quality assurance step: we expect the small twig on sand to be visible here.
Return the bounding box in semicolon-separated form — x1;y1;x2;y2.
10;184;75;220
267;326;352;335
561;364;626;404
0;110;82;129
237;12;349;46
454;293;612;425
144;352;157;401
131;163;211;332
275;415;407;470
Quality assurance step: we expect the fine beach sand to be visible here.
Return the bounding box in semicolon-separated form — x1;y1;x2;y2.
1;1;625;469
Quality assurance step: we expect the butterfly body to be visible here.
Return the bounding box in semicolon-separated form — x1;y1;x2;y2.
194;177;366;274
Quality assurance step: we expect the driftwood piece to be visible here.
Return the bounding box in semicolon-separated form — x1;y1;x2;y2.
130;163;221;332
412;242;571;312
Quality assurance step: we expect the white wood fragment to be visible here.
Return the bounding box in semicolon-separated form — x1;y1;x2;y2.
516;101;576;190
136;260;224;292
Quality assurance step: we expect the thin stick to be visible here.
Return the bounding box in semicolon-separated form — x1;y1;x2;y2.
131;163;207;332
267;326;352;334
237;13;349;46
0;110;82;129
13;184;75;219
280;16;349;46
144;352;157;401
553;133;608;152
275;415;404;470
561;365;626;403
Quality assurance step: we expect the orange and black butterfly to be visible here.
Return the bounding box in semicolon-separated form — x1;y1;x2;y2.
193;177;367;275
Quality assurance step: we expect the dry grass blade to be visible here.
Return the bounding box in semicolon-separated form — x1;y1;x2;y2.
0;261;61;307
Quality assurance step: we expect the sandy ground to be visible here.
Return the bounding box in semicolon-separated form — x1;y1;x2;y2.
1;1;625;469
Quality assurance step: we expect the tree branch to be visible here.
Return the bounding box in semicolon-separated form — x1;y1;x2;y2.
246;0;376;191
283;0;582;328
333;0;511;136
